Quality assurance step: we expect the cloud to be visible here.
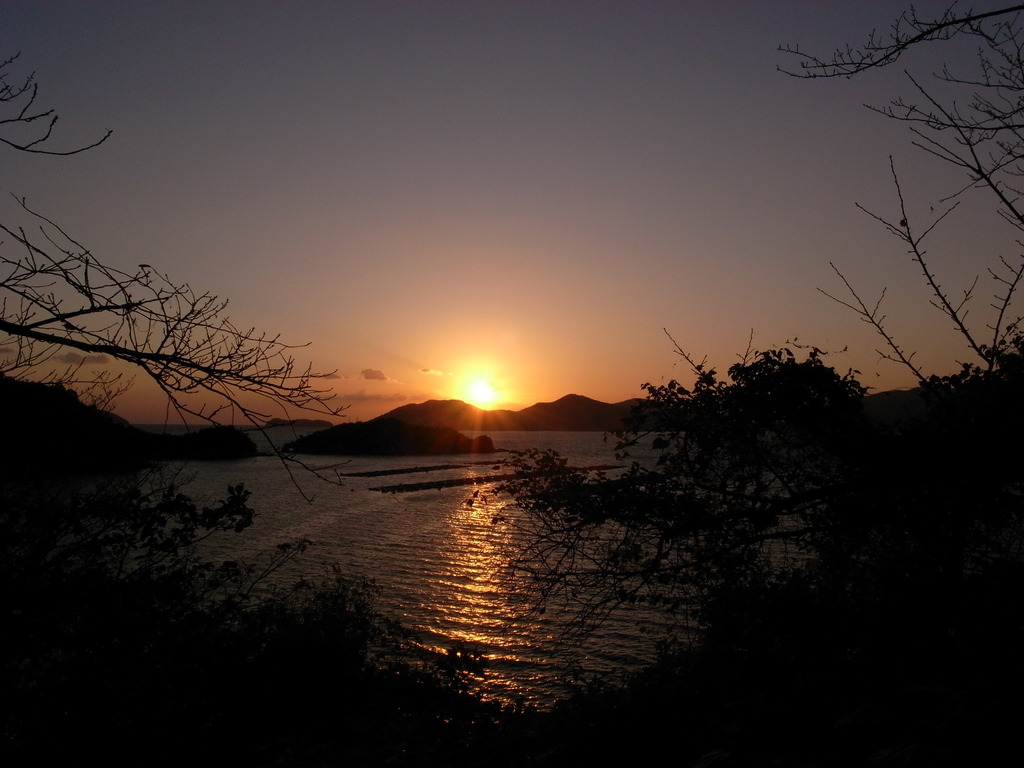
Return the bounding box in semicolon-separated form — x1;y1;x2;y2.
55;351;114;366
336;389;409;403
419;368;446;376
361;368;387;381
0;347;114;366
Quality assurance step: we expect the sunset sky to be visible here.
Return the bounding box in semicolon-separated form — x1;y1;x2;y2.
2;1;1013;423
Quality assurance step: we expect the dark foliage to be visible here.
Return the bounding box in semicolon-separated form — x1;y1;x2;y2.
500;340;1024;765
1;374;258;475
0;475;529;767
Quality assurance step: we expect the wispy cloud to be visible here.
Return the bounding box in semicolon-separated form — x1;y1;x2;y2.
336;389;409;404
361;368;388;381
0;348;114;366
55;351;114;365
419;368;447;376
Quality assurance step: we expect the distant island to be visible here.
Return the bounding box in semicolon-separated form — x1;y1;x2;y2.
278;393;641;456
277;394;635;457
283;418;496;456
378;393;638;432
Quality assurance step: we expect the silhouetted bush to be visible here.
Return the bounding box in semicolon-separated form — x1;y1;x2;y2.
500;341;1024;765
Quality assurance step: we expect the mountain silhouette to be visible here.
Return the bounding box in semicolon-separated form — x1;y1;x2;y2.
380;389;927;433
862;387;928;424
379;394;636;431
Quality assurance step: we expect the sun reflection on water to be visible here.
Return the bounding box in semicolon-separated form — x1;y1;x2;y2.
414;481;558;703
179;431;666;708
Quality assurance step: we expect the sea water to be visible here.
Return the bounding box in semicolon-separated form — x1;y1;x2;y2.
147;428;669;707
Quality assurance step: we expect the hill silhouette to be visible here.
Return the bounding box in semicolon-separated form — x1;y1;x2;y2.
862;387;928;424
381;390;929;433
283;418;496;456
380;393;636;431
1;375;257;475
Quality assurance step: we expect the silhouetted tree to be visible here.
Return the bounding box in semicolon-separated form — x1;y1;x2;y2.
500;349;1024;762
502;342;872;630
496;10;1024;761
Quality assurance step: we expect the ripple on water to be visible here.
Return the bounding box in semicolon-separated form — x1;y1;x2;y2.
171;430;668;707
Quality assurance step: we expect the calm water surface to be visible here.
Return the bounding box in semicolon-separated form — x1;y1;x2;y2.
154;428;667;707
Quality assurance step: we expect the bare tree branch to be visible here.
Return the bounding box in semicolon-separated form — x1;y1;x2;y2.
779;4;1024;78
0;196;343;427
782;6;1024;378
0;53;111;155
818;262;926;382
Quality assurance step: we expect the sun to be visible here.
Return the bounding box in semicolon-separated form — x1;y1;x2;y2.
465;379;498;408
